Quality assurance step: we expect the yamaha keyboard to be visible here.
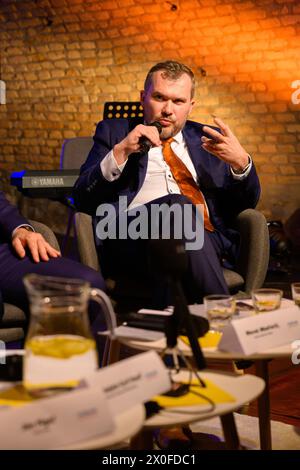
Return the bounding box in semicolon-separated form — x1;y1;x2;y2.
10;169;79;200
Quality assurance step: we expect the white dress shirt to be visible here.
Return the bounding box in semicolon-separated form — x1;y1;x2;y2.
100;130;252;209
11;224;34;237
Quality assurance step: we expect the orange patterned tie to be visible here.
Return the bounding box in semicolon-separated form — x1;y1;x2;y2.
162;138;214;232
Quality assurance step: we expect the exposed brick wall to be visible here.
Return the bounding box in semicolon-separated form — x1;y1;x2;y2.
0;0;299;231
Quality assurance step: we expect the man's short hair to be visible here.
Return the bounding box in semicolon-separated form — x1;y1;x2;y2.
144;60;195;98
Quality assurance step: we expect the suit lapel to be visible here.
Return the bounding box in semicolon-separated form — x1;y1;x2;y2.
120;151;148;206
182;125;212;185
138;151;148;185
135;151;148;196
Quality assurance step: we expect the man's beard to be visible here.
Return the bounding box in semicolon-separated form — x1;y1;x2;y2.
160;125;176;140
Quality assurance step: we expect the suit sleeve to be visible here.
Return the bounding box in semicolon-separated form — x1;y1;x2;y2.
226;161;260;208
73;119;129;215
0;191;29;241
206;159;261;230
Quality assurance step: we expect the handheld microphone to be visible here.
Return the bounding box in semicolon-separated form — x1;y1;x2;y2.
138;121;162;153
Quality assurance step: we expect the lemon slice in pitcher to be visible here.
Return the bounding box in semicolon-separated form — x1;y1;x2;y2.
26;335;96;359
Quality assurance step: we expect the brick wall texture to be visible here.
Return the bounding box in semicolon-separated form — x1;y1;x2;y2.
0;0;299;231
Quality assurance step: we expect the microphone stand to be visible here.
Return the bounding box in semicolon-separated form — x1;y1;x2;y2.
149;239;207;389
163;278;206;388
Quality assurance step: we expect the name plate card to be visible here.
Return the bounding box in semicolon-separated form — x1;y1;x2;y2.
87;350;171;415
0;385;115;450
219;306;300;355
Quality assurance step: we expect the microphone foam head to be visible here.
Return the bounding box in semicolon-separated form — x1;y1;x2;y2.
150;121;162;134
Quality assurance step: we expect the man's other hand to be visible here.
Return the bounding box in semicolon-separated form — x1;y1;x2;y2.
201;117;249;172
12;228;61;263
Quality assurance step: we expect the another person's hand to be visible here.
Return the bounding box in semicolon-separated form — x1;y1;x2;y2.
113;124;161;165
12;227;61;263
201;117;249;172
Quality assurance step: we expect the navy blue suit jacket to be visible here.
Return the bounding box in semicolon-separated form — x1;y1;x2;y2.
73;119;261;245
0;191;28;310
0;191;28;243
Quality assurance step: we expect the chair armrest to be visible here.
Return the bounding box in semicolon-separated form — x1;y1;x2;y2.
234;209;270;294
28;220;60;251
74;212;100;271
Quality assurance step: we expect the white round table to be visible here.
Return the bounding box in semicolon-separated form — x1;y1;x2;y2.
117;333;293;450
131;369;264;450
61;404;144;450
0;351;145;450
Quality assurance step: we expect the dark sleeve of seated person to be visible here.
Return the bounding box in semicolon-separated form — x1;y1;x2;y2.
0;290;3;321
0;191;106;329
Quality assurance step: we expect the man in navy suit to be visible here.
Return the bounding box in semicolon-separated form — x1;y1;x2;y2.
0;191;105;314
73;60;260;305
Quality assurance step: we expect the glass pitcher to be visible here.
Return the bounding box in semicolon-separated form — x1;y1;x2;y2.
23;274;116;390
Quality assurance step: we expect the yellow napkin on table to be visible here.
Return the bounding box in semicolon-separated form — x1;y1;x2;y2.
180;330;222;349
0;384;35;408
0;381;77;408
154;378;235;408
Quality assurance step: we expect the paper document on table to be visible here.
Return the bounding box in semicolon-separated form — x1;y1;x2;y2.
153;304;208;318
114;325;164;341
138;308;171;316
